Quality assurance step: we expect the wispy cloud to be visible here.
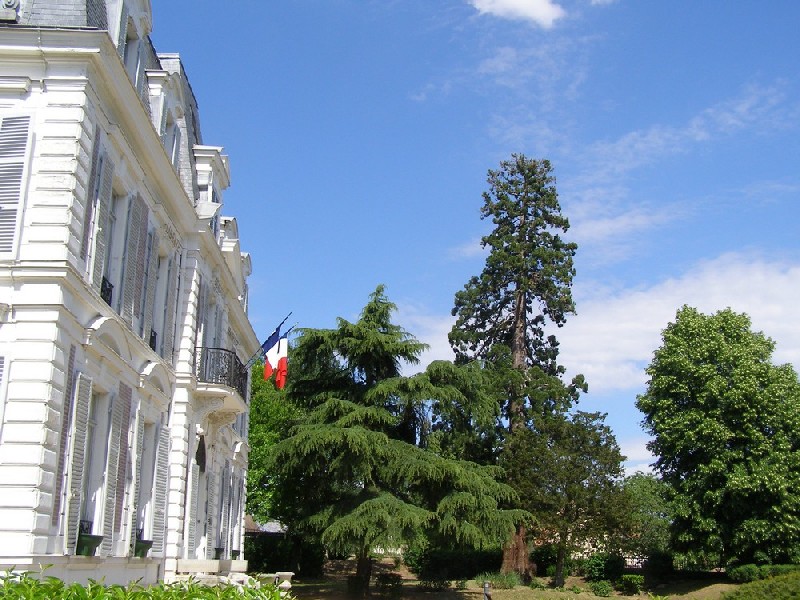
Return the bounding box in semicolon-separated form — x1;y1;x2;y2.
583;83;796;180
468;0;566;28
558;252;800;395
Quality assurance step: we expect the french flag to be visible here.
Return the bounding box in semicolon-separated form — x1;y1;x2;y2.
263;335;288;389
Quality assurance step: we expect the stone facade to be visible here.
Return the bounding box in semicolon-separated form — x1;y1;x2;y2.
0;0;258;586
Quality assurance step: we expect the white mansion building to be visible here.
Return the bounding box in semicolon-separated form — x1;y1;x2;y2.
0;0;259;585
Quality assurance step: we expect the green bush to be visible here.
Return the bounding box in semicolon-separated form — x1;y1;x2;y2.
244;533;325;577
727;564;762;583
0;570;283;599
417;578;451;592
403;544;502;580
722;570;800;600
530;543;576;577
727;563;800;583
585;552;625;582
620;574;645;595
375;572;402;596
476;571;521;589
644;550;674;579
589;579;614;597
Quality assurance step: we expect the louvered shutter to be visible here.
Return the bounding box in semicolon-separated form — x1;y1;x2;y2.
64;373;92;554
91;155;114;290
113;384;132;535
100;390;124;556
205;472;216;559
52;345;76;526
116;6;128;58
187;462;199;556
0;115;31;254
171;126;182;168
132;198;149;320
151;422;170;555
142;231;159;345
121;194;143;326
80;128;101;262
219;463;230;554
161;254;177;362
129;409;145;555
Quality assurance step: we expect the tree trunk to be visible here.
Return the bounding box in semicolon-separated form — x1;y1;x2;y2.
501;524;533;581
553;541;567;588
349;549;372;597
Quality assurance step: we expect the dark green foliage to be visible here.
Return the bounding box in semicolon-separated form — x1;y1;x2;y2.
620;574;645;595
0;569;283;599
449;155;577;371
243;533;324;577
644;550;675;579
621;473;673;558
727;564;763;583
589;580;614;597
267;286;522;593
475;571;521;589
504;411;627;586
403;542;502;580
585;552;625;582
722;570;800;600
637;306;800;565
727;564;800;583
374;573;402;596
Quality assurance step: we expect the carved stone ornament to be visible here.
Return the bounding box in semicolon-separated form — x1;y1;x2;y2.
0;0;19;21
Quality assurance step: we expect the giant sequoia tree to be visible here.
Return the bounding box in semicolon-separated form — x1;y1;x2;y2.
268;286;522;594
449;155;586;575
637;306;800;565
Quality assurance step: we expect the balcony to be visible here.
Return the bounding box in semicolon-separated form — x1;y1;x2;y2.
194;347;249;403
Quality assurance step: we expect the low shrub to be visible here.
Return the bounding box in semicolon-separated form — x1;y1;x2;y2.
727;564;762;583
585;552;625;582
620;574;645;595
403;544;502;580
589;579;614;597
476;571;521;589
644;550;674;579
727;563;800;583
722;570;800;600
374;572;402;596
0;570;283;599
417;578;451;592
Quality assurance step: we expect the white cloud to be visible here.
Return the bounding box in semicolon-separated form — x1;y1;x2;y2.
619;436;654;475
469;0;566;28
558;253;800;395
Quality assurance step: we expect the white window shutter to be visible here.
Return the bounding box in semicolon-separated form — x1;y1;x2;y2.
121;194;143;326
142;231;160;345
219;463;230;554
91;154;115;290
0;115;31;254
100;383;130;556
187;462;200;556
205;472;217;559
129;408;145;555
80;128;101;262
116;6;128;58
64;373;92;554
113;384;132;535
161;254;178;362
52;345;76;527
151;421;170;555
132;197;149;320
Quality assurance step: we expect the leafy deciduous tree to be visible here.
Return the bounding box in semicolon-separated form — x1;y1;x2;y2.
503;411;627;586
636;306;800;565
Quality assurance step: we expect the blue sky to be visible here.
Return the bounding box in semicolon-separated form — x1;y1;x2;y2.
151;0;800;472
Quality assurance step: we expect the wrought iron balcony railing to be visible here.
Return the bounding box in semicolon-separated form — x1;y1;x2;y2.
194;347;249;401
